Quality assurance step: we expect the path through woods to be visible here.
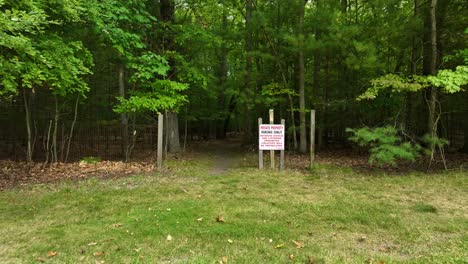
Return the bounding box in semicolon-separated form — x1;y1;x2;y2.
197;138;244;175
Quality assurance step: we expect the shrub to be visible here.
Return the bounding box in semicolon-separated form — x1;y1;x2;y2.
346;126;421;166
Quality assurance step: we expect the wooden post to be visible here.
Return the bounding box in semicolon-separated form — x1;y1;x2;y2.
258;118;263;170
269;109;275;169
157;113;163;168
280;119;285;171
310;110;316;168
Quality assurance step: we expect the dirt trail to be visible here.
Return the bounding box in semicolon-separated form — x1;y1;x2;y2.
200;138;243;175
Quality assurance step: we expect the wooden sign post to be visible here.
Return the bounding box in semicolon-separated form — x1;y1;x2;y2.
269;109;275;169
280;118;285;171
258;109;285;170
258;117;263;169
310;110;316;168
157;113;163;168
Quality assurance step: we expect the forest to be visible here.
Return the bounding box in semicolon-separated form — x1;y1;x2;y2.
1;0;467;165
1;1;468;263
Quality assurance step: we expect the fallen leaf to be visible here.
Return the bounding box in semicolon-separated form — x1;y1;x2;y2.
79;248;86;254
166;235;173;241
308;256;315;264
93;251;105;257
216;216;225;223
357;235;366;242
37;257;47;262
288;254;294;260
292;240;304;249
88;242;98;246
111;223;123;228
227;239;233;244
47;251;57;258
197;217;203;222
134;248;141;252
275;243;285;249
220;256;228;264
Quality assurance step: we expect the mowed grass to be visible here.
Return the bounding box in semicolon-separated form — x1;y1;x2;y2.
0;153;467;264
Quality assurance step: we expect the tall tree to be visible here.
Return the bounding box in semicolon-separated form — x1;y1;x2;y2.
297;0;308;153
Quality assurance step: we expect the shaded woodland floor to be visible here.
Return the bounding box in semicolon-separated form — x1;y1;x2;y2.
0;140;467;263
1;139;467;190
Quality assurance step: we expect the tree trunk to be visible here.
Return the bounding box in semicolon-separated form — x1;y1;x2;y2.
298;0;308;153
406;0;419;132
242;0;254;143
427;0;439;161
167;112;181;152
118;64;129;160
463;104;468;153
52;95;59;163
218;11;228;139
23;89;32;163
65;94;79;162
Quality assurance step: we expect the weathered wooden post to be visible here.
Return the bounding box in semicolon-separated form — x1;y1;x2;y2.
269;109;275;169
258;117;263;170
310;110;316;168
157;113;163;168
280;118;285;171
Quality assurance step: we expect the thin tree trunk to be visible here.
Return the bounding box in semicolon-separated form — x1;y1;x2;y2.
406;0;419;132
52;95;59;163
44;120;52;166
65;95;80;162
243;0;254;143
427;0;438;162
119;64;129;159
298;0;308;153
23;89;32;163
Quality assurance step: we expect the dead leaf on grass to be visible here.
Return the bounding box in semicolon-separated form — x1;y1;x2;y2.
227;239;233;244
275;243;285;249
288;254;294;260
357;235;366;242
196;217;203;222
216;216;225;223
219;256;228;264
88;242;98;246
37;257;47;262
93;251;105;257
111;223;123;228
166;235;173;241
47;251;57;258
291;240;304;249
308;256;315;264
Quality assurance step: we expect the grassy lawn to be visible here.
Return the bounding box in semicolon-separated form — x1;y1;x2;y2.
0;151;467;263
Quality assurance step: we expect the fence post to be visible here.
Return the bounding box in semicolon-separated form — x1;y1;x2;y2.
258;117;263;170
269;109;275;169
280;118;285;171
157;113;163;168
310;110;316;168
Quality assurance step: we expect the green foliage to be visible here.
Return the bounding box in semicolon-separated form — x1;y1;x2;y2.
113;54;188;114
79;156;101;164
421;135;449;155
0;0;93;98
346;126;421;166
427;66;468;93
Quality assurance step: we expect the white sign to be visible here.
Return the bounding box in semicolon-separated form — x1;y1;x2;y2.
259;124;285;150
